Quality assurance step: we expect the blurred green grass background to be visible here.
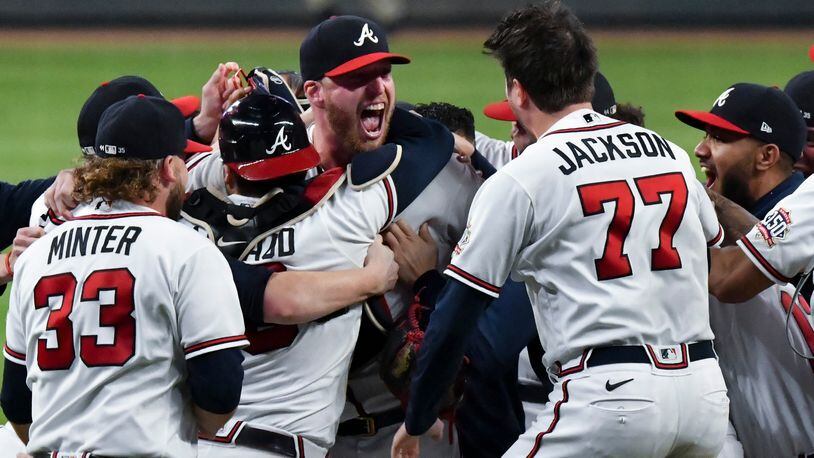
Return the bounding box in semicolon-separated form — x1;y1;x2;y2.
0;30;810;423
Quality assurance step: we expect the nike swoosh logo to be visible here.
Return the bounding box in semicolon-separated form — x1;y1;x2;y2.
216;237;247;248
605;378;634;391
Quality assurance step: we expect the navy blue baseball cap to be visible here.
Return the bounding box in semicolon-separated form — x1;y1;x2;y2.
785;71;814;128
676;83;806;160
300;15;410;82
78;76;200;155
95;95;210;160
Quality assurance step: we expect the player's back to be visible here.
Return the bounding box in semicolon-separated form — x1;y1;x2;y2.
8;200;245;456
499;109;720;367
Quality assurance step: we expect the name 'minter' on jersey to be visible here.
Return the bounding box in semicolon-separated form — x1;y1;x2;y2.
445;109;722;368
4;200;248;456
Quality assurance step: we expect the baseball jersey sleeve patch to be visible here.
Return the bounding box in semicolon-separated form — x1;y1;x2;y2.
755;207;792;248
707;226;724;247
184;335;249;359
444;264;501;297
347;143;401;190
3;343;26;365
737;235;792;284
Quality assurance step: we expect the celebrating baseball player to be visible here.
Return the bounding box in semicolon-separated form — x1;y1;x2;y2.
677;81;814;456
392;3;730;457
1;95;249;456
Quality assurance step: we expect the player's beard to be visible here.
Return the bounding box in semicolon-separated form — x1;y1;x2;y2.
720;161;756;210
165;180;185;221
325;100;391;158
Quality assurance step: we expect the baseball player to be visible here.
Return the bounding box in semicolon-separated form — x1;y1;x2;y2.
679;83;814;455
393;3;729;457
475;71;616;170
1;95;248;456
177;16;480;456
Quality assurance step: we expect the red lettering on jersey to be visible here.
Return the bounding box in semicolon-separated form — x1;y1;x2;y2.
634;172;688;271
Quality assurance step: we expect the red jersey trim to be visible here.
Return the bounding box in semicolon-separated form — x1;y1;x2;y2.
445;264;501;295
73;211;162;221
707;226;724;247
554;350;588;377
3;343;25;361
738;236;792;283
779;291;814;373
543;121;626;138
526;379;570;457
304;167;345;206
645;343;689;370
184;335;248;354
47;209;64;226
185;152;212;171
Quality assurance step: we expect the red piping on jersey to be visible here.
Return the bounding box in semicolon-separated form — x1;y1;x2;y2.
383;176;395;227
543;121;626;138
739;236;792;283
779;291;814;373
297;435;305;457
184;335;247;354
446;264;501;294
3;344;25;361
304;167;344;205
185;152;212;171
555;350;588;377
645;344;689;369
526;379;570;457
199;420;243;443
47;209;64;226
511;144;519;160
707;226;724;247
73;211;162;221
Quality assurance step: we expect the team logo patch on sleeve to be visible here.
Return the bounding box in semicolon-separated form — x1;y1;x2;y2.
756;207;791;248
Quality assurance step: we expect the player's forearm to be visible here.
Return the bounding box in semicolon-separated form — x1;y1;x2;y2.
707;188;757;246
405;279;490;435
263;267;386;325
708;247;773;303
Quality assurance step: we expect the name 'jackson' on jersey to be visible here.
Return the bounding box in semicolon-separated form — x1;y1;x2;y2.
446;109;723;368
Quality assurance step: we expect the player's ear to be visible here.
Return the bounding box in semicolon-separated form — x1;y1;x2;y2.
508;78;529;110
754;142;781;172
223;164;237;192
159;156;185;185
304;80;324;109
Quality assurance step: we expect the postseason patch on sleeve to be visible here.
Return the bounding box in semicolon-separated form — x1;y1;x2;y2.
756;207;792;248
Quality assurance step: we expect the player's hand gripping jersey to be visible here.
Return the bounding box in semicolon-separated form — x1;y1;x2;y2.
447;110;723;368
4;200;248;456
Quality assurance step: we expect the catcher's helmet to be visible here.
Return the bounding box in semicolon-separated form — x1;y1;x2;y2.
219;93;320;181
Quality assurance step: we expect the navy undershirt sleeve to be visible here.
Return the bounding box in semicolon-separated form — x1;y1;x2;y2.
0;177;55;249
1;359;32;424
225;256;272;325
186;348;244;414
405;278;492;435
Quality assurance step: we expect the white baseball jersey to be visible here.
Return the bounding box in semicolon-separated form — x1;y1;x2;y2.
474;131;517;170
446;109;722;368
182;169;394;449
709;283;814;456
4;199;248;456
738;175;814;284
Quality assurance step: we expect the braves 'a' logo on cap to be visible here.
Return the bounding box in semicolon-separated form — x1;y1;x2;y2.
266;122;293;155
714;87;735;108
353;23;379;47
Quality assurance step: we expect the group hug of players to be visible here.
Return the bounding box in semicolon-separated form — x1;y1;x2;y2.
0;2;814;457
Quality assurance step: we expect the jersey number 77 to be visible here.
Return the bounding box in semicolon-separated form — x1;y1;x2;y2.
578;172;688;281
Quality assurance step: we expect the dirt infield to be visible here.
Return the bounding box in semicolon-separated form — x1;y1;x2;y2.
0;27;811;47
